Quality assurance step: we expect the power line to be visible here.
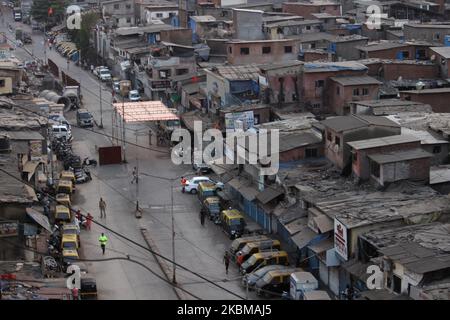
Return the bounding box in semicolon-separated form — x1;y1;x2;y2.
0;168;247;300
0;236;202;300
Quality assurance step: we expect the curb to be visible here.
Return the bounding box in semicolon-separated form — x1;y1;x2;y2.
140;228;191;300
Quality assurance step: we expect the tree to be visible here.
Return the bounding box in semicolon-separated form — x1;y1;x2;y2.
31;0;68;24
72;12;99;63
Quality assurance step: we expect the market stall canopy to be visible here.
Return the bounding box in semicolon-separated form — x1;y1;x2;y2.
113;101;179;123
26;208;52;232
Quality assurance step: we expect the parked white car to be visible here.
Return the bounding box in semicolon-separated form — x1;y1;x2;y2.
50;124;72;141
48;114;71;129
129;90;141;102
183;176;224;194
98;68;112;81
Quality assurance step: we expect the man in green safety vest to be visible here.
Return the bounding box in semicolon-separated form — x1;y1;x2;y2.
99;233;108;255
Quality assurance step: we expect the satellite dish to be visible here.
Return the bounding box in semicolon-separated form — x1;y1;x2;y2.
416;81;425;90
431;54;436;61
397;76;402;81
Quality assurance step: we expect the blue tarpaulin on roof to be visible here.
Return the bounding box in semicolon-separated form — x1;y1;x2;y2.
344;24;362;30
230;80;255;94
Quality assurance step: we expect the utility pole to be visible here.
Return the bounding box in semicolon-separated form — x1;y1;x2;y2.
171;178;176;284
43;23;46;65
99;83;104;128
135;130;139;212
122;97;127;163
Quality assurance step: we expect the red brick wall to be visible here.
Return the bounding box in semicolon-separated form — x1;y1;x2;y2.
282;3;341;19
267;74;301;104
329;83;380;115
280;143;324;162
382;63;439;80
304;51;330;62
302;69;367;112
227;40;299;65
400;92;450;113
365;46;411;59
353;140;422;180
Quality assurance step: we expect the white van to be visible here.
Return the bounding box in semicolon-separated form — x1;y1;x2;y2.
51;125;72;141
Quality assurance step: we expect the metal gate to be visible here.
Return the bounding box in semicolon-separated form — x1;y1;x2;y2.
98;146;122;165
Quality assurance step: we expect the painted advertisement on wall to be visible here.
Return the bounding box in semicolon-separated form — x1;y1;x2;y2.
334;218;348;261
224;111;254;131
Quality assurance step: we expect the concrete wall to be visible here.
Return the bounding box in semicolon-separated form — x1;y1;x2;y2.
404;25;450;44
233;9;264;41
376;157;431;186
206;70;229;109
325;126;401;170
399;91;450;113
282;3;342;19
352;141;422;180
335;39;368;61
422;143;449;165
226;40;299;65
144;8;178;25
434;53;450;79
328;82;380;115
160;28;193;46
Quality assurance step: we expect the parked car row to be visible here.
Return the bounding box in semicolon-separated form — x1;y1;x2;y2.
230;235;331;300
55;41;78;60
93;66;112;82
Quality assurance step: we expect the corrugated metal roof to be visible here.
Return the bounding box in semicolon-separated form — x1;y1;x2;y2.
213;64;261;81
279;131;322;152
256;187;284;204
368;148;432;164
321;116;367;132
330;75;382;86
265;19;322;28
430;166;450;184
347;134;420;150
357;41;407;52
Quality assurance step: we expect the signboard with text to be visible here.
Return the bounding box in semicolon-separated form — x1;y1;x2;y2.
334;218;348;261
224;111;254;131
151;80;171;90
0;221;19;237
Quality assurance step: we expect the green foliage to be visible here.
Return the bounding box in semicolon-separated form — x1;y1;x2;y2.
74;12;100;61
31;0;69;23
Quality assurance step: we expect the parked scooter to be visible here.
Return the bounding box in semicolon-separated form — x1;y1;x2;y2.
82;157;97;167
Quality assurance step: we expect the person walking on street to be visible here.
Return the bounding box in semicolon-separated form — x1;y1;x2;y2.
90;64;94;73
99;233;108;255
223;251;230;274
86;213;93;230
181;176;187;193
99;198;106;218
200;209;206;226
131;167;138;184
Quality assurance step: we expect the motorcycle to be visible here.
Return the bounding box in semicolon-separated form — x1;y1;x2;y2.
83;157;97;167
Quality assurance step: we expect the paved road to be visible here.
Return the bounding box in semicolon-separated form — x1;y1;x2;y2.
1;10;259;300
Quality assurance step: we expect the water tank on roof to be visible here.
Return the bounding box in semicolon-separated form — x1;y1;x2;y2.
0;135;11;153
445;35;450;47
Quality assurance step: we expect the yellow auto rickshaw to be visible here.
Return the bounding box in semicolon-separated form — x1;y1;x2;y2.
56;193;71;207
55;205;71;224
62;249;79;270
56;179;74;195
221;209;246;239
61;233;79;251
198;182;218;203
201;196;221;223
240;251;289;275
60;170;76;184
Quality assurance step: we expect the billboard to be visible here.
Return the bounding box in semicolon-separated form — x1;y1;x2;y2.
224;111;254;131
334;218;348;261
0;221;19;237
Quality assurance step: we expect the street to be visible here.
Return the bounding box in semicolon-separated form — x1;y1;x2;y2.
0;8;255;300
